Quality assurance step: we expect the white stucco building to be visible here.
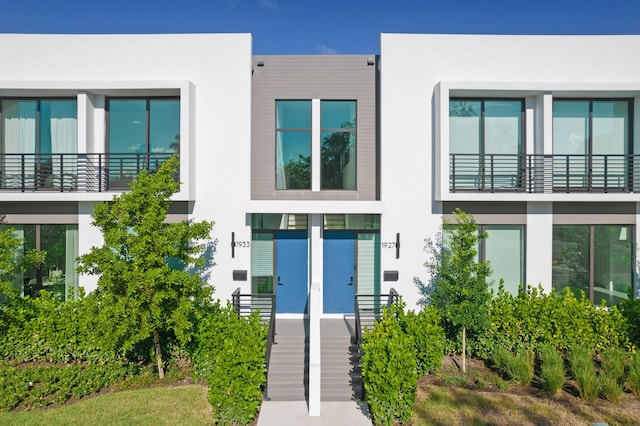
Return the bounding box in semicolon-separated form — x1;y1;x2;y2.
0;31;638;327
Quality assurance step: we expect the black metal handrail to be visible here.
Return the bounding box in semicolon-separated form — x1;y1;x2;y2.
450;153;639;193
231;287;277;369
0;152;175;192
354;287;399;343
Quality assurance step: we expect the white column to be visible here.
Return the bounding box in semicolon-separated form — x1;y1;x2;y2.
526;201;553;293
308;213;322;416
311;99;321;192
78;201;102;293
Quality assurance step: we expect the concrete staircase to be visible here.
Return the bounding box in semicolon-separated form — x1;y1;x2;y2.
265;318;362;402
265;320;308;401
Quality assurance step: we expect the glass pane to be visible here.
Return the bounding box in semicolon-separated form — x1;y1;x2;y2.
449;100;481;154
40;224;78;302
484;101;521;155
251;214;308;230
553;101;589;188
276;100;311;129
2;100;37;153
485;225;524;295
594;225;632;305
150;99;180;154
357;233;380;295
276;131;311;189
324;214;381;230
252;233;274;294
552;225;590;298
592;101;628;189
109;99;146;154
321;101;356;129
553;101;589;155
40;100;77;154
321;131;356;190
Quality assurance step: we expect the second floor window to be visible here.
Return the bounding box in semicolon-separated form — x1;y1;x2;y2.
275;100;311;190
321;101;356;190
107;98;180;155
1;99;77;155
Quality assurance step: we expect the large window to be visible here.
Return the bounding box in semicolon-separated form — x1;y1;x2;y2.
2;224;79;302
1;99;77;189
552;225;633;305
443;223;525;295
321;101;356;190
275;101;311;190
275;100;357;191
107;98;179;187
449;99;523;190
553;100;631;190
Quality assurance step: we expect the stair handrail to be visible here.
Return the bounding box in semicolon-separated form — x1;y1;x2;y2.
354;287;399;343
230;287;276;368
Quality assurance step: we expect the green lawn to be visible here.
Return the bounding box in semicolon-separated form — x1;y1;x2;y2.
0;384;213;426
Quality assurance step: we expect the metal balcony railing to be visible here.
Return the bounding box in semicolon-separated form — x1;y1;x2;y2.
450;153;639;193
0;152;175;192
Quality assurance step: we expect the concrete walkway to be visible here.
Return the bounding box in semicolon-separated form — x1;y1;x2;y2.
257;400;372;426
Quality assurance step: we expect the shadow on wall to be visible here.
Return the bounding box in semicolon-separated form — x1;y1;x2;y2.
186;237;218;284
415;232;443;307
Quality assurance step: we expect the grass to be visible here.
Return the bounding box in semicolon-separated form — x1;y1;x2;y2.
414;358;640;426
0;384;213;426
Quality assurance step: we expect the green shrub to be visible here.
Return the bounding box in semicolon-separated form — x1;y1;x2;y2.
477;286;631;358
400;306;445;375
626;352;640;395
361;303;417;426
619;288;640;347
537;344;565;395
195;303;267;425
568;345;599;401
492;347;533;386
0;363;133;412
600;347;626;385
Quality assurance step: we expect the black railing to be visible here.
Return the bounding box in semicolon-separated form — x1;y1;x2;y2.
0;152;175;192
231;288;277;368
354;288;399;343
450;153;640;193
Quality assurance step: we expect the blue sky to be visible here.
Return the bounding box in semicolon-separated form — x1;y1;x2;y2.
0;0;638;54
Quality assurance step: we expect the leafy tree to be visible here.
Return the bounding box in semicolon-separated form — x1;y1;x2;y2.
78;156;213;378
429;209;491;373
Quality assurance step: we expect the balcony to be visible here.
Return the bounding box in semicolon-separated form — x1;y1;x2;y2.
0;153;174;192
450;153;640;193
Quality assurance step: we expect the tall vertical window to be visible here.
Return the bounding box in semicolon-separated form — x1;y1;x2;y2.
107;98;179;187
449;99;523;190
2;224;79;302
553;100;631;190
275;101;311;190
552;225;633;305
321;101;356;190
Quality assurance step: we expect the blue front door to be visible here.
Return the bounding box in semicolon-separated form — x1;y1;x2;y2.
323;231;356;314
275;232;308;314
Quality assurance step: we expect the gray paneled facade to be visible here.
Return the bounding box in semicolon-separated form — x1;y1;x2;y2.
251;55;378;200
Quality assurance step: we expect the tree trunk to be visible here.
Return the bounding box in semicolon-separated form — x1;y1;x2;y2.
153;329;165;379
462;326;467;374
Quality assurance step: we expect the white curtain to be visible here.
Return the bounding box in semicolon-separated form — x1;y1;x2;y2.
2;101;36;187
48;101;78;189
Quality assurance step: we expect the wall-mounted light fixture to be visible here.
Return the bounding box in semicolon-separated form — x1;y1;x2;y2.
367;57;374;66
396;232;400;259
231;232;236;258
257;60;265;67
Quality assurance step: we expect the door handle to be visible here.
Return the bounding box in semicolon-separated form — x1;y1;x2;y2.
348;276;353;286
277;276;283;286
